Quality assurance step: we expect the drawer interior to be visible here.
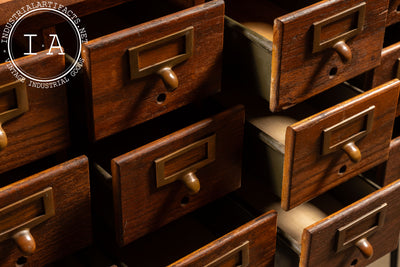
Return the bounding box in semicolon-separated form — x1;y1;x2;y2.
383;22;400;48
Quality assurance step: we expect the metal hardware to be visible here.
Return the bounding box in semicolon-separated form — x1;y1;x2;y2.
322;106;374;162
336;203;387;255
155;135;216;193
0;187;55;255
129;27;194;91
204;241;250;267
313;2;366;61
0;80;29;150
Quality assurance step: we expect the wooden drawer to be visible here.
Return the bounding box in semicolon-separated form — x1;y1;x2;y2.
0;51;70;174
169;210;276;267
95;197;276;267
379;135;400;186
240;79;400;210
80;0;224;141
238;174;400;267
224;0;388;112
92;104;245;246
0;156;91;266
370;42;400;117
386;0;400;26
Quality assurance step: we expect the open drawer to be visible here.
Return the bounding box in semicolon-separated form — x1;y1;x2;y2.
75;0;224;141
237;174;400;267
224;0;388;112
238;79;400;210
0;156;91;266
91;103;244;246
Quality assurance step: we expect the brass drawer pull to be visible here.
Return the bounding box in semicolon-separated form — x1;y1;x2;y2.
322;106;374;163
0;187;55;256
129;27;194;91
313;2;366;63
155;134;216;194
0;81;29;151
336;203;387;259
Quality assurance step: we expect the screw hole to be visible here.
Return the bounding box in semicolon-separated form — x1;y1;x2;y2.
16;256;27;266
181;196;189;206
157;93;166;104
350;259;358;266
339;165;347;174
329;67;338;78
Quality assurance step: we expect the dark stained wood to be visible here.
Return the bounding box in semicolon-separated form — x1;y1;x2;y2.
110;105;244;246
169;210;277;267
371;42;400;117
382;136;400;186
82;0;224;141
301;179;400;267
0;51;70;175
283;80;400;210
0;156;91;266
271;0;388;111
386;0;400;27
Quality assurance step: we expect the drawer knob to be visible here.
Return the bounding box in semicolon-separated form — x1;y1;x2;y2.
12;229;36;256
333;41;352;63
180;172;200;194
355;238;373;259
0;126;7;150
158;67;178;91
342;141;361;163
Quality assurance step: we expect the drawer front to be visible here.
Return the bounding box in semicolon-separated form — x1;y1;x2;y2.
386;0;400;26
82;0;224;141
169;211;277;267
371;43;400;117
271;0;388;111
382;136;400;186
0;156;91;266
112;105;244;246
283;79;400;210
0;51;70;174
301;180;400;267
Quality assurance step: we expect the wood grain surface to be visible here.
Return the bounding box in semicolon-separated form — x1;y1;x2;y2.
0;51;70;175
82;0;224;141
0;156;91;266
283;80;400;210
169;210;277;267
301;179;400;267
111;105;244;246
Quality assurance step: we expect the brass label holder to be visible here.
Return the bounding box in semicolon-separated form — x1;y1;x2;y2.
129;27;194;91
0;80;29;150
155;135;216;193
322;105;374;162
0;187;55;242
313;2;366;62
336;203;387;253
204;241;250;267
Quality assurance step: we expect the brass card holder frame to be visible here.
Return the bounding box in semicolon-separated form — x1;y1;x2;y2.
336;203;387;258
0;187;55;255
0;80;29;151
322;106;374;163
129;27;194;91
204;241;249;267
155;134;216;194
313;2;366;62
